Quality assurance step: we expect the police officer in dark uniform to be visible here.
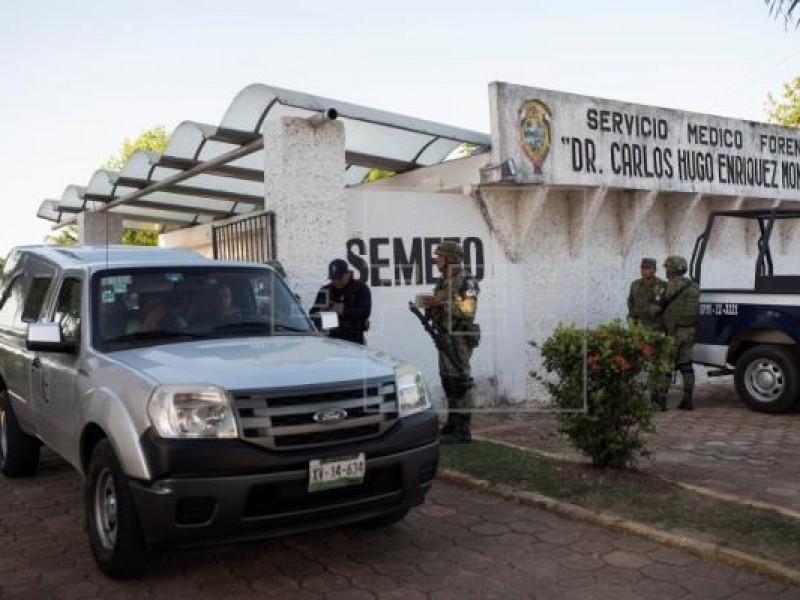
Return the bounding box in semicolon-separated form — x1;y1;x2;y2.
310;259;372;345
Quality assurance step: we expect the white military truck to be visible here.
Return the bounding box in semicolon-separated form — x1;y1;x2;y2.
691;208;800;414
0;246;438;577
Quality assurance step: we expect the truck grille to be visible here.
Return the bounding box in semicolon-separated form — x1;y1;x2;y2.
232;378;398;450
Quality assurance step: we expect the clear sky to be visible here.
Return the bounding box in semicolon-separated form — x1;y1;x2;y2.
1;0;798;256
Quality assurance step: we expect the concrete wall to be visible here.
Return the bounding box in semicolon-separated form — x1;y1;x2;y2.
263;117;345;305
78;212;123;245
160;222;213;257
155;109;800;410
344;187;526;410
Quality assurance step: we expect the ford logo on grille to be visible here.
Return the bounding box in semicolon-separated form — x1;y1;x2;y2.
312;408;348;424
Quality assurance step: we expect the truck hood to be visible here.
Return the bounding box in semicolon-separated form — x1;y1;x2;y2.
109;336;400;390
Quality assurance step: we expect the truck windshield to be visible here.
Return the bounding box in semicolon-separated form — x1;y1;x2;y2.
92;266;313;350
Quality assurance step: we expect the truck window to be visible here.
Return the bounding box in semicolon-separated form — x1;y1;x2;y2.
699;217;753;289
21;276;53;323
93;266;313;350
0;277;23;329
54;277;82;342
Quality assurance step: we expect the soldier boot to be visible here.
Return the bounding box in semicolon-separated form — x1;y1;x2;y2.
677;365;695;410
440;411;457;435
652;392;667;412
440;413;472;445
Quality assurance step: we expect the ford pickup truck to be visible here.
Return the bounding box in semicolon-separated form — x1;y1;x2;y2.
0;245;438;577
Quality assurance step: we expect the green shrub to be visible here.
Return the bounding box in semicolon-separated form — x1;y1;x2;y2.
533;320;673;468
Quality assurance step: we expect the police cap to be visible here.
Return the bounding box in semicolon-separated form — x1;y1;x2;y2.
328;258;349;279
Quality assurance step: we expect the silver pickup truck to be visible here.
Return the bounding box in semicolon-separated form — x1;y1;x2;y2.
0;245;438;578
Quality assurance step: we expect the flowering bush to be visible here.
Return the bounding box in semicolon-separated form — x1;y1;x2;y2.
533;320;673;468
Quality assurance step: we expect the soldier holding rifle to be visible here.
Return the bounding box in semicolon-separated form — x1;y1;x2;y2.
411;241;481;444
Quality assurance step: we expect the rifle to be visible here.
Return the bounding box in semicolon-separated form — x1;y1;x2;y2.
408;302;464;370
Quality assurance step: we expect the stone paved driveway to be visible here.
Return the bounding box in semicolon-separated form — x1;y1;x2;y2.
473;380;800;515
1;454;799;599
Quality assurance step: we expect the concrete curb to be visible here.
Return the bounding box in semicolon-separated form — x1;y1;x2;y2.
439;468;800;586
473;434;800;522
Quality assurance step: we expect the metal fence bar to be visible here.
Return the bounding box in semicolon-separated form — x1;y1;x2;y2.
212;213;275;264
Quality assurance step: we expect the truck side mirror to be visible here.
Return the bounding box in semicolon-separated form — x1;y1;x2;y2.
27;322;78;353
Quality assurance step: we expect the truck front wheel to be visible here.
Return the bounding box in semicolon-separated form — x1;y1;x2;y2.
735;345;800;414
85;439;147;578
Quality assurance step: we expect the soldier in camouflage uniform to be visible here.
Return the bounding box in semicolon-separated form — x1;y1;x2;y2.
418;241;481;444
628;258;668;410
661;255;700;410
627;258;667;330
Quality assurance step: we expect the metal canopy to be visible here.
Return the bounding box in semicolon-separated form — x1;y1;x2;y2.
38;84;491;231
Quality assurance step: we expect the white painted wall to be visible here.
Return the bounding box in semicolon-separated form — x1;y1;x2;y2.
344;188;527;409
155;87;800;410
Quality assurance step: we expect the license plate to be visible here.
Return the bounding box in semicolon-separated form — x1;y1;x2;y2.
308;454;366;492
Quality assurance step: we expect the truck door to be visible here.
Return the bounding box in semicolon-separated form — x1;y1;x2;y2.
0;261;54;435
31;275;83;462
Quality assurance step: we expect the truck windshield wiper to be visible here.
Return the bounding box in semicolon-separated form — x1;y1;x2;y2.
273;323;310;333
212;320;271;334
105;330;206;343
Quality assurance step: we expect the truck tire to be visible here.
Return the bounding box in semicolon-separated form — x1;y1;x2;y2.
85;439;147;578
735;345;800;414
0;390;41;478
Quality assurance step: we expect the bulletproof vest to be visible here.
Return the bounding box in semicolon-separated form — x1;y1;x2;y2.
663;276;699;331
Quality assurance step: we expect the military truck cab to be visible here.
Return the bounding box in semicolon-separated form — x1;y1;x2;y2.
691;208;800;413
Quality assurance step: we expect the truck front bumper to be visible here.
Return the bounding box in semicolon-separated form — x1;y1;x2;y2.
129;414;438;546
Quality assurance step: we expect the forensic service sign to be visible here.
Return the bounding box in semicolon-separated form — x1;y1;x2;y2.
490;82;800;200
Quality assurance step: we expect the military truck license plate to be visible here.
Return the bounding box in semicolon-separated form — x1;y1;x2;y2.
308;454;366;492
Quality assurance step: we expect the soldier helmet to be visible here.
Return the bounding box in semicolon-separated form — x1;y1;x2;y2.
434;241;464;263
640;258;656;270
663;255;688;273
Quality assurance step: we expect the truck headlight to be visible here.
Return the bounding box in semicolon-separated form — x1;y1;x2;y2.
147;384;238;439
395;365;431;417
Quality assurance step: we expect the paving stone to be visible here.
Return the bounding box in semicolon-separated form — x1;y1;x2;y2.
468;521;512;536
557;583;647;600
603;550;653;569
377;589;427;600
0;461;798;598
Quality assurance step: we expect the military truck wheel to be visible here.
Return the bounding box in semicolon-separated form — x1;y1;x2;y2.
359;508;409;529
0;390;40;478
85;439;147;578
735;345;800;414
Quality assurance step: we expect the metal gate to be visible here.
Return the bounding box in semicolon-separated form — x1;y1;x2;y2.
212;212;276;263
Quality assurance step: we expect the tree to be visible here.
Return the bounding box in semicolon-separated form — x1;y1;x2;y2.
766;0;800;27
765;76;800;127
102;125;169;171
45;226;79;246
46;125;168;247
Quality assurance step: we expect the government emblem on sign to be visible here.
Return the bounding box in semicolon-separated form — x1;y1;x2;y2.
519;99;552;174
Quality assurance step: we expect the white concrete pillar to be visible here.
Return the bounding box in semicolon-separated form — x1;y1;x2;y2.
262;117;346;307
77;212;123;245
